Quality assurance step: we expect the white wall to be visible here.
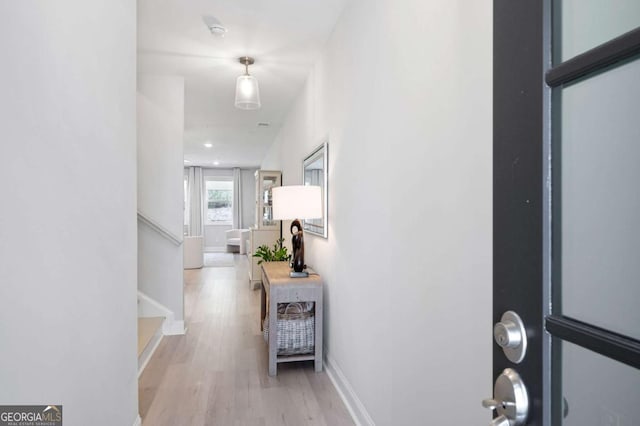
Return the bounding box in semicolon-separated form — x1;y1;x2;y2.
0;1;138;425
203;224;231;251
137;75;184;322
261;0;493;424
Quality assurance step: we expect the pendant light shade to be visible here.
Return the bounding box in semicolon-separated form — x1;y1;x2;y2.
235;57;261;110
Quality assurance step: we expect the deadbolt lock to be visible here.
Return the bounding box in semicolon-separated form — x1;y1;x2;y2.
494;311;527;363
482;368;529;426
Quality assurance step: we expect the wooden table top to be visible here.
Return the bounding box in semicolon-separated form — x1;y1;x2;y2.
261;261;322;286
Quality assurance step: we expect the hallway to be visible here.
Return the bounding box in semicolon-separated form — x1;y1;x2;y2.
139;255;353;425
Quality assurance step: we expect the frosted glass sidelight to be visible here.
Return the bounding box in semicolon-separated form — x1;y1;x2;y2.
561;341;640;425
559;0;640;62
560;58;640;341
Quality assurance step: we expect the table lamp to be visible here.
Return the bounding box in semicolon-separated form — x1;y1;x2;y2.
272;185;322;277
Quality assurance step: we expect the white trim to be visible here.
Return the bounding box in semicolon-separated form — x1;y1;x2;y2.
132;414;142;426
324;353;375;426
137;211;183;246
163;319;186;336
138;333;163;378
137;291;187;336
204;246;227;253
137;291;171;317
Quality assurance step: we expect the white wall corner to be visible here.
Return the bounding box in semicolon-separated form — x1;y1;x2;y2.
324;353;375;426
133;414;142;426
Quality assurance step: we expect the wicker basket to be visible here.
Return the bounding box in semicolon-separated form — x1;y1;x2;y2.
263;302;315;355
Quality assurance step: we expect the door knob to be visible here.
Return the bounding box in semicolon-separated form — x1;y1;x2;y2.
494;311;527;363
482;399;515;410
482;368;529;426
489;415;511;426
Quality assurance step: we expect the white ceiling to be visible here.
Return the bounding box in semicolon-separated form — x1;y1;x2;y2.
137;0;348;168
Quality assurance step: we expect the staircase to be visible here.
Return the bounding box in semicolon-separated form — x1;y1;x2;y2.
137;316;164;375
137;290;186;376
135;212;186;375
136;290;167;376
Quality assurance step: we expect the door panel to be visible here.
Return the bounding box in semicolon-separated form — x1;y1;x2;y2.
560;58;640;341
561;339;640;425
494;1;640;425
493;1;547;424
559;0;640;61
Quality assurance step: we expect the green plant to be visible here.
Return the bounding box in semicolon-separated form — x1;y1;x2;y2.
253;238;291;264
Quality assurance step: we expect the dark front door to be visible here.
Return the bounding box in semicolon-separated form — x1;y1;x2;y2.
493;1;640;425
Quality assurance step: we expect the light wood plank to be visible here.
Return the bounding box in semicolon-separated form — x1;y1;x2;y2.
138;255;353;425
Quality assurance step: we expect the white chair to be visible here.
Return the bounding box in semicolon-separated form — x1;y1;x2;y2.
225;229;250;254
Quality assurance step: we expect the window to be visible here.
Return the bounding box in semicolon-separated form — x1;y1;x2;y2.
205;178;233;224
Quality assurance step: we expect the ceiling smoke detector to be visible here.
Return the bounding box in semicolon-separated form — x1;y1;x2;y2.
257;122;270;127
202;15;227;37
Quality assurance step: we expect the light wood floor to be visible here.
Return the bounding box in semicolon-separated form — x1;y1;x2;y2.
139;255;354;426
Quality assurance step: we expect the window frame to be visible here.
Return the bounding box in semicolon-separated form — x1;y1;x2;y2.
203;176;234;226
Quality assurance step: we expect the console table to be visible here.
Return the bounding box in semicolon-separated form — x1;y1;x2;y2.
260;261;323;376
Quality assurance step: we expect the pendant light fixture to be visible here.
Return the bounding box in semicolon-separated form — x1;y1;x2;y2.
234;56;261;110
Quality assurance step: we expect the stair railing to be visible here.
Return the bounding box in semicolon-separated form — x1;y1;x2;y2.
137;211;183;246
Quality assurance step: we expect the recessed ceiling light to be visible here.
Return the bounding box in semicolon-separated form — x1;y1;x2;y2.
184;159;191;163
204;142;213;148
213;161;220;166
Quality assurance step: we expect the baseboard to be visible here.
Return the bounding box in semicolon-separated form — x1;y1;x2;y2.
138;291;187;336
204;246;226;253
137;291;172;318
132;414;142;426
162;319;186;336
324;353;375;426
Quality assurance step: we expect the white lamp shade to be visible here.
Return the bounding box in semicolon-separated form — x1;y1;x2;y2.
235;74;261;110
273;185;322;220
